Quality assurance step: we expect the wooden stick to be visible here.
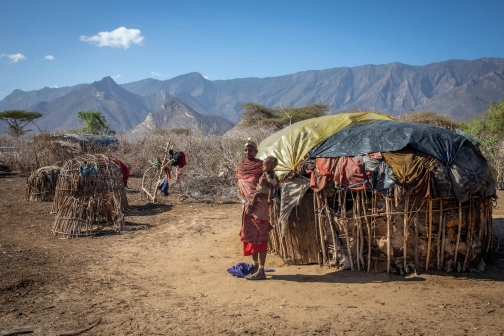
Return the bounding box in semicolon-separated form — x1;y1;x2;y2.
351;192;361;271
487;198;493;254
403;197;409;271
454;202;462;269
340;190;354;271
386;196;392;274
360;190;372;273
314;192;322;266
426;198;433;270
463;198;473;272
323;192;339;268
414;215;419;272
356;192;365;269
437;200;443;271
317;193;328;266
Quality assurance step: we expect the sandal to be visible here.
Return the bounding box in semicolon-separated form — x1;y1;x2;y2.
245;273;267;280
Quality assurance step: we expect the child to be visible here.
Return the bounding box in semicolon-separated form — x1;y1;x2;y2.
247;156;279;213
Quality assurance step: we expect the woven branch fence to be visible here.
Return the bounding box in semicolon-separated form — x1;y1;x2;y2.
51;154;127;237
269;190;493;273
26;166;61;202
52;194;124;237
52;154;127;213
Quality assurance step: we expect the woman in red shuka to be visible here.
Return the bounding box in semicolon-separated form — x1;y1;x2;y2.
235;139;272;280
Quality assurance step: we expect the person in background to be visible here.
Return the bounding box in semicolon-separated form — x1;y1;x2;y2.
235;139;272;280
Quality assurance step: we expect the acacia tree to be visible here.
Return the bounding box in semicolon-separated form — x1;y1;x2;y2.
0;110;42;138
75;110;115;135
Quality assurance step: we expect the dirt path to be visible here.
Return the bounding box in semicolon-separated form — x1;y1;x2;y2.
1;177;504;335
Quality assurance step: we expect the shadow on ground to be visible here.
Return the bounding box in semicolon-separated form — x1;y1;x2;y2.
126;203;173;216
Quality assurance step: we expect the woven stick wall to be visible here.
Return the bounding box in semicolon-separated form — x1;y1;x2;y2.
52;154;128;214
52;194;124;237
269;190;493;273
26;166;61;202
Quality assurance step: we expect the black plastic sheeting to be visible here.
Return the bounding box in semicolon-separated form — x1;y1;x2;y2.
448;144;496;203
309;120;467;164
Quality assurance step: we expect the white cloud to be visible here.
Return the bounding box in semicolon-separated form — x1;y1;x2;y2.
0;53;27;63
150;71;162;77
80;27;144;49
111;74;121;80
203;75;209;80
45;55;55;60
51;86;58;88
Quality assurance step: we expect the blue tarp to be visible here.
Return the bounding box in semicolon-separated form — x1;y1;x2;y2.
309;120;467;164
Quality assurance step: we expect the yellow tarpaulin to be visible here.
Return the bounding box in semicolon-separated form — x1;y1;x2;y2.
257;113;392;178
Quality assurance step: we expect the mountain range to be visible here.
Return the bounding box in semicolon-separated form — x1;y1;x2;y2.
1;57;504;135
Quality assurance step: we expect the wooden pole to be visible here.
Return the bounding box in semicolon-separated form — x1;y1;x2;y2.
324;191;339;268
403;197;409;271
317;193;328;266
352;192;361;271
341;190;354;271
463;198;473;272
426;199;433;270
414;216;419;272
356;193;365;269
437;200;444;271
386;197;392;274
314;192;322;266
454;202;462;269
360;190;372;273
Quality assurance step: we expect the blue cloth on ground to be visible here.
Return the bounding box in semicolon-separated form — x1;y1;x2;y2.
159;179;169;196
226;262;275;278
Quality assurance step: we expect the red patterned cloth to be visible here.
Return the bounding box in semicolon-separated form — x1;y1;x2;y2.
112;158;130;186
236;158;272;251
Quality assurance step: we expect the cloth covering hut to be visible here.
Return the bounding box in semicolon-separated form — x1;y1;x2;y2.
258;113;496;273
51;154;127;237
26;166;61;202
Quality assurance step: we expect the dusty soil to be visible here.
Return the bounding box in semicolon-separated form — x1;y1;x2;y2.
1;177;504;335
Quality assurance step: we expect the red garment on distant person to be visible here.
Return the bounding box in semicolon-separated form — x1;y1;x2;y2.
112;158;130;187
178;152;186;168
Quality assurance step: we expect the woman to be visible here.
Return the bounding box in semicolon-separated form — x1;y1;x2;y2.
235;139;272;280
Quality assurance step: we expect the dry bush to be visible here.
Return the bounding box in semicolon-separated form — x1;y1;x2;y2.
0;134;72;174
2;128;276;198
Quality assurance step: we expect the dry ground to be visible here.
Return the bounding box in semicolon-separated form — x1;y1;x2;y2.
1;177;504;336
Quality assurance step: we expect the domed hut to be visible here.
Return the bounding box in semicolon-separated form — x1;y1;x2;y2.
259;113;496;273
51;154;127;237
26;166;61;202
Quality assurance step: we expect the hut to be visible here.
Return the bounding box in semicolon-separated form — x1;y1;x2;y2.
259;113;496;273
26;166;61;202
51;154;127;237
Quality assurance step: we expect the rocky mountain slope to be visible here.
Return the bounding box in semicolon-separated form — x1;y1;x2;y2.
121;58;504;122
131;97;234;136
26;76;150;133
0;84;85;111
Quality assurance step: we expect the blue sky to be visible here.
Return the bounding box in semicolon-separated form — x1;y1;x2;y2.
1;0;504;99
